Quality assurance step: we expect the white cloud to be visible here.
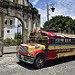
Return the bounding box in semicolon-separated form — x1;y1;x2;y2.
32;0;75;27
38;5;75;28
38;7;67;27
32;0;39;5
37;8;47;27
70;16;75;19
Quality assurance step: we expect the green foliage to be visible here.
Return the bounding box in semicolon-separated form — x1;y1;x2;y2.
15;32;22;39
43;15;75;34
3;33;22;46
3;38;17;46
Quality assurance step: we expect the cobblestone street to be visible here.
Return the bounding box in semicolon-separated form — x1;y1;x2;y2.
0;46;75;75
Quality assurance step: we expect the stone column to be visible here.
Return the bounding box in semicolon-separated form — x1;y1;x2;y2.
22;16;34;43
31;19;34;32
36;14;40;30
28;17;32;36
22;20;28;43
0;12;5;56
22;29;28;43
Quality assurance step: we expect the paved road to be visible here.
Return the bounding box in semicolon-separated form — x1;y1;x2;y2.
0;46;75;75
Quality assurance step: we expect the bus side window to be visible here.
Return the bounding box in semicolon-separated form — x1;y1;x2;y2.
56;38;64;45
71;39;75;44
68;39;71;44
49;39;55;45
60;39;64;45
56;39;59;45
65;39;68;44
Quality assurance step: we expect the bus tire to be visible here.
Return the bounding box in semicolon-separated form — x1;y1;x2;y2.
34;56;45;69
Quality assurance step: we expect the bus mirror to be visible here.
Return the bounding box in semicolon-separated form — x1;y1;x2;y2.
47;42;49;44
47;38;49;41
47;38;50;44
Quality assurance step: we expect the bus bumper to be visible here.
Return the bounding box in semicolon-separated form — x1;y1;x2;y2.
17;54;35;64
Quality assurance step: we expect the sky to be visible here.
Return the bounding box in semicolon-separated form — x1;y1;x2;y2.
29;0;75;27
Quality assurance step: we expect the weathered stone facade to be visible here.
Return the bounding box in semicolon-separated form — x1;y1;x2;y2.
4;28;15;39
0;11;4;56
0;0;40;44
4;16;15;27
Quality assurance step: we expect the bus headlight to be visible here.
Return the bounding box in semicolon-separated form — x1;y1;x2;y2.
28;53;36;57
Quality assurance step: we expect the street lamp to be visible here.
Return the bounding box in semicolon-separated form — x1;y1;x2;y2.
47;3;55;26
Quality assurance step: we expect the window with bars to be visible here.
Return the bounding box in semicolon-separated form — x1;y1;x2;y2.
7;30;10;33
5;20;7;24
10;20;12;25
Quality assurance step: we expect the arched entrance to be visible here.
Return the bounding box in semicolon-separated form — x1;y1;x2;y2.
0;0;40;57
3;16;23;55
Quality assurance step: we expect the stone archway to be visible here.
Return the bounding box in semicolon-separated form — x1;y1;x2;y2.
11;16;25;43
0;0;40;56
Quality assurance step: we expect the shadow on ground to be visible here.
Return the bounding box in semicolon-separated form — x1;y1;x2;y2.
3;52;17;55
44;56;75;68
17;61;35;70
17;56;75;70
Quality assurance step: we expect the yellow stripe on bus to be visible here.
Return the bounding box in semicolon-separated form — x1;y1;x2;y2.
57;50;75;58
48;45;75;50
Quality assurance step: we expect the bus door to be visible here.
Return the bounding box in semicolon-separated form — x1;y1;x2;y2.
46;38;57;59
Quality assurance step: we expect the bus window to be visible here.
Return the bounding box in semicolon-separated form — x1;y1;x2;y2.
56;38;64;45
42;40;47;44
65;39;69;44
60;39;64;45
68;39;71;44
71;39;75;44
31;39;35;43
56;39;59;45
29;37;48;44
49;38;55;45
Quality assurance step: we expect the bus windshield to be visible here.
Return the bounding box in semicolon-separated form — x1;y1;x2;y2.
28;36;48;44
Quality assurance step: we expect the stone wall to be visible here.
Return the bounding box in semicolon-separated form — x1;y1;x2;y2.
0;0;40;44
9;0;32;6
0;12;4;56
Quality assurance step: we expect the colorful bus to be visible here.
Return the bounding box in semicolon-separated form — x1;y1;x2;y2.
17;30;75;68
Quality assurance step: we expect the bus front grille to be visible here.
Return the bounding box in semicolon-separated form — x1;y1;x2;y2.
20;46;28;53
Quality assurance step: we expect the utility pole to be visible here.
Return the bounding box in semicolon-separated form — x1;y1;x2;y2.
46;3;55;27
47;3;49;25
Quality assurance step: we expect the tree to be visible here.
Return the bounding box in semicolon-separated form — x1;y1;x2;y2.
15;32;22;39
15;32;22;45
42;15;75;34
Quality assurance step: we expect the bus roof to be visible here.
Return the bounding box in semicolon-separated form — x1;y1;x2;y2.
33;31;75;39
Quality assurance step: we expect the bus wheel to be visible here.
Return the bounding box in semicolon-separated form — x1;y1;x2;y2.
34;56;45;69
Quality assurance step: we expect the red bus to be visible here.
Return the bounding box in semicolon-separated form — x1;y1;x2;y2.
17;30;75;68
